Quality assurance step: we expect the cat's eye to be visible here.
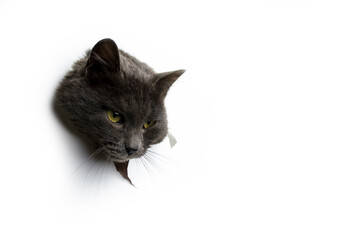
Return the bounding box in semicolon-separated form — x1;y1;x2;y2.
143;121;156;129
107;110;123;123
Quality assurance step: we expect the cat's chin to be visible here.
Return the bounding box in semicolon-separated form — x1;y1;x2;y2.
111;158;129;163
110;155;142;163
108;156;129;163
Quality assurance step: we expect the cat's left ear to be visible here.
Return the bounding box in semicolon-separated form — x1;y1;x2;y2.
153;70;185;98
85;38;120;74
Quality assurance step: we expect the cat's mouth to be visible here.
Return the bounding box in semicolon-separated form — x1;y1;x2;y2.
101;142;144;162
106;150;144;163
108;154;130;163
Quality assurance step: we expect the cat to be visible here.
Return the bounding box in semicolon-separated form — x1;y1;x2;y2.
54;38;185;184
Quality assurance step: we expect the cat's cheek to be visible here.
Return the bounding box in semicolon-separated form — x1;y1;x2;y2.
143;128;166;145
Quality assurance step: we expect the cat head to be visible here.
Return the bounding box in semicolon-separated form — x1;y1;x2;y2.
58;39;185;163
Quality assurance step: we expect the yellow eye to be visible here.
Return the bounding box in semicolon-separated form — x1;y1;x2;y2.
143;121;156;129
107;110;122;123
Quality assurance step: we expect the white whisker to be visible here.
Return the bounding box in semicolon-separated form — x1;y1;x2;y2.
71;146;105;176
144;154;162;172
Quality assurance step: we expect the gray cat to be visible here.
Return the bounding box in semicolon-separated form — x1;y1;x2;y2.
54;38;185;184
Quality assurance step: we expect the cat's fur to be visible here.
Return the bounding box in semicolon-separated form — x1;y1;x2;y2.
54;38;185;183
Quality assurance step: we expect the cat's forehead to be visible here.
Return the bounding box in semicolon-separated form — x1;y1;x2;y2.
119;49;155;82
105;78;160;115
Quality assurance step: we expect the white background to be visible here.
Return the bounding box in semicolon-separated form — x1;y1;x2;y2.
0;0;359;239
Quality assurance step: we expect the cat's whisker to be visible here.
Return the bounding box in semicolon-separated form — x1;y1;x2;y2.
71;146;105;176
146;150;166;161
94;158;103;179
86;146;106;179
144;154;163;173
96;154;110;190
134;157;139;169
95;154;107;180
88;146;106;160
144;156;164;177
145;154;164;175
71;161;87;177
140;156;152;176
140;156;151;175
146;150;172;166
142;154;155;169
84;156;102;182
146;149;171;161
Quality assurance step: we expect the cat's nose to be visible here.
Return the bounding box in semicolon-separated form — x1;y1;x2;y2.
125;146;138;156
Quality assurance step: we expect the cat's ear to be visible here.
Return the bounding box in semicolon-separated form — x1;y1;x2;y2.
85;38;120;74
153;70;185;98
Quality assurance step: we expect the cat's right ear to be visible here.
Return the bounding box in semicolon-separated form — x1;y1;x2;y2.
152;69;186;99
85;38;120;76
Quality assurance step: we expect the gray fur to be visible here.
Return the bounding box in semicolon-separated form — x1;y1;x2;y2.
54;38;184;181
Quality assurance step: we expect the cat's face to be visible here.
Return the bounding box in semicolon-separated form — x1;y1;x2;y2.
57;39;184;163
85;75;169;162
